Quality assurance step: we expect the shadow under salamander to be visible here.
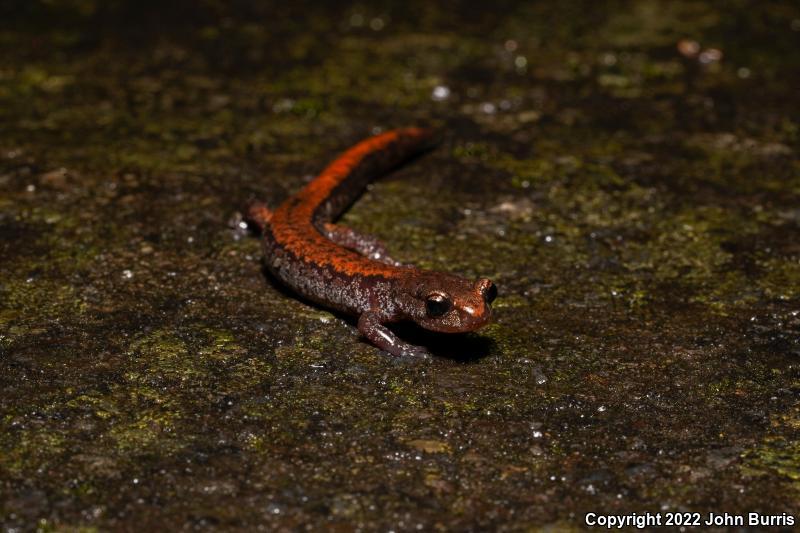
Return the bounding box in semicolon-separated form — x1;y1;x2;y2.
386;322;494;363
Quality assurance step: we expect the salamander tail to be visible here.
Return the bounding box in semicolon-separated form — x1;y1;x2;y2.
245;201;273;232
415;126;444;151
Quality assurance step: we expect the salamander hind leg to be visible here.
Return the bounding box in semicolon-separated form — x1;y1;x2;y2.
358;311;430;359
323;223;402;266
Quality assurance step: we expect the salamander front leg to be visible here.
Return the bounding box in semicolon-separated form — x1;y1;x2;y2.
323;223;402;266
358;311;430;359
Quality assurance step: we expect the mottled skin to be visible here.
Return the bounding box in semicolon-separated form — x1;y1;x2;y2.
248;128;497;357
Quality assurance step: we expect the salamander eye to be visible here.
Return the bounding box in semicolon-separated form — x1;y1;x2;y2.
483;282;498;304
425;293;452;317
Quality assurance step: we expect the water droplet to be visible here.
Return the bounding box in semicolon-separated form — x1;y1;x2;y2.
271;98;294;113
699;48;723;64
122;269;133;279
431;85;451;101
369;17;385;31
349;13;364;27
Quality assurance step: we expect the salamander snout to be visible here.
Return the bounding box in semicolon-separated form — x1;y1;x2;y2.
413;275;497;333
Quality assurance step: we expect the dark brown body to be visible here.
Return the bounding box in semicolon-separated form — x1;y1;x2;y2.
248;128;496;357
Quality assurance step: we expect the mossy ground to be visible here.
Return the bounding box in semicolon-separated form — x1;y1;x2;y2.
1;1;799;530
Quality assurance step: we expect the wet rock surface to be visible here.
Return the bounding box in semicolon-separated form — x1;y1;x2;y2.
1;1;799;530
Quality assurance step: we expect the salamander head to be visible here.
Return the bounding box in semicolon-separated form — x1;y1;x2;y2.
401;271;497;333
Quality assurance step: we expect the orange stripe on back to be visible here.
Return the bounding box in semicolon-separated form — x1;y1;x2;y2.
268;128;431;277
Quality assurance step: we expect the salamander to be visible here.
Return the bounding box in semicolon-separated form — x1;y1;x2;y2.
247;127;497;358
